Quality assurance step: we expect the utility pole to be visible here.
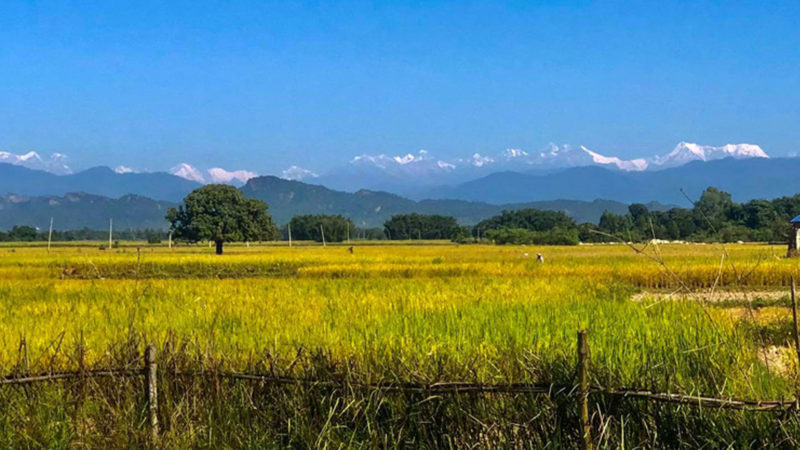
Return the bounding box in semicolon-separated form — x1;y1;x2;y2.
320;224;326;247
108;218;113;249
168;231;172;249
347;222;350;243
288;223;292;247
47;217;53;252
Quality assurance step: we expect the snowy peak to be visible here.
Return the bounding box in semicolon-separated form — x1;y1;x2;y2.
114;166;135;174
468;153;494;167
518;144;648;171
281;165;319;181
207;168;257;184
318;141;771;193
169;163;259;185
0;150;72;174
351;149;456;177
579;146;649;171
653;142;768;168
170;163;206;183
503;148;529;160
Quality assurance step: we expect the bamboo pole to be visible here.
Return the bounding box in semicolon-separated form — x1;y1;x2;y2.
18;338;28;375
144;345;159;441
577;330;592;450
47;217;53;252
791;277;800;383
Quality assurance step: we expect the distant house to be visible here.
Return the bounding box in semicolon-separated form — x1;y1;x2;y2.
788;215;800;257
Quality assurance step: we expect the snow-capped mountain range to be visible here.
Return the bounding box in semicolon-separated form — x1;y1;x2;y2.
166;164;258;185
0;151;72;175
0;142;771;191
309;142;769;192
326;142;767;179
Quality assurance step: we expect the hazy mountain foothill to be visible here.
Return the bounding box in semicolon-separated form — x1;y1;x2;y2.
2;155;800;232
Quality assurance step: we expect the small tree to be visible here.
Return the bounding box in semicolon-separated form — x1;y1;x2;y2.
166;185;278;255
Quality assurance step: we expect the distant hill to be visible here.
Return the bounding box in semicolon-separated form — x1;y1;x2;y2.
0;164;200;202
0;193;174;230
0;167;685;231
429;158;800;205
5;157;800;210
241;175;657;227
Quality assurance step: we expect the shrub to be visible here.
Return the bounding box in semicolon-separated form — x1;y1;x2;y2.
486;227;579;245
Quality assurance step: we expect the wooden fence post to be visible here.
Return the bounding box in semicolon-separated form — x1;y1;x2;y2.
791;277;800;386
18;338;29;375
577;330;592;450
144;344;159;441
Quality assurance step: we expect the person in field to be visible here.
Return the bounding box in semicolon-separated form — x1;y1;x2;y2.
536;253;544;263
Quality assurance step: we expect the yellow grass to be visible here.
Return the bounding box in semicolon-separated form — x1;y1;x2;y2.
0;242;795;398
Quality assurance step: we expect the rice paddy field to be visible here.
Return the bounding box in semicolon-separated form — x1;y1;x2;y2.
1;241;800;448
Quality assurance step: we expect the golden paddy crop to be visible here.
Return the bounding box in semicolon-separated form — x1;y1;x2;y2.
0;242;795;398
2;241;800;447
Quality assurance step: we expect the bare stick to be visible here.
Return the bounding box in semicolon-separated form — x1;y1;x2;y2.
47;217;53;252
145;345;159;441
578;330;592;450
18;338;29;375
791;277;800;380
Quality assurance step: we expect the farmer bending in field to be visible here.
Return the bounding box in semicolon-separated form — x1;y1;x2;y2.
536;253;544;263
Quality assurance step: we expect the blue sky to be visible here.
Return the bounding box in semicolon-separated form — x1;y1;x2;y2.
1;1;798;174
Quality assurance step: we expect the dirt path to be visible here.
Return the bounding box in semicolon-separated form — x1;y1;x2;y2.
631;290;788;303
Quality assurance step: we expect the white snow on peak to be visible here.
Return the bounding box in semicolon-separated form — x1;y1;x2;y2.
469;153;494;167
351;154;393;169
345;149;459;183
0;150;72;174
653;142;769;168
281;165;319;181
351;149;449;171
717;143;768;158
207;167;258;184
169;163;259;184
437;160;456;170
393;153;417;164
579;146;649;171
170;163;206;183
392;150;430;165
503;148;529;159
17;151;40;162
114;166;135;174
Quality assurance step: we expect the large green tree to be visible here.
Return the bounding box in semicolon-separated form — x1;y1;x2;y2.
384;213;460;240
166;185;278;254
289;214;354;242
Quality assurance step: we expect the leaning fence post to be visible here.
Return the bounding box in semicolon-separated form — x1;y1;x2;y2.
791;278;800;387
577;330;592;450
144;344;159;441
18;338;29;375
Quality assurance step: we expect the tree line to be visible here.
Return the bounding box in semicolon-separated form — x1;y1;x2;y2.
583;187;800;243
6;185;800;248
0;226;168;243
